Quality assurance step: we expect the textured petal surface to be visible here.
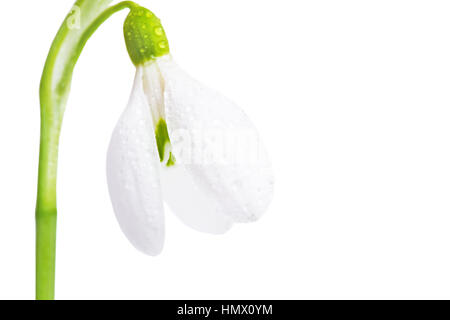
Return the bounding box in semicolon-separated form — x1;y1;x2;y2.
107;68;165;255
157;56;274;224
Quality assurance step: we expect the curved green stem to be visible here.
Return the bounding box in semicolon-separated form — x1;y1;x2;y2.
59;1;139;90
36;0;136;300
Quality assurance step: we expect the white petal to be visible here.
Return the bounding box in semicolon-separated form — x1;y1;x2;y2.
141;62;165;126
107;67;165;256
157;56;274;223
160;165;233;234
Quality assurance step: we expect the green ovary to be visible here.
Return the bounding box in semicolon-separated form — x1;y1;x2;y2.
124;6;170;66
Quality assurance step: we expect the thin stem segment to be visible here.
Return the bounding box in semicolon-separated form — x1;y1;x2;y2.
36;0;136;300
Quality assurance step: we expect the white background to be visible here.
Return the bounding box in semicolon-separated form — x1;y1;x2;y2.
1;0;450;300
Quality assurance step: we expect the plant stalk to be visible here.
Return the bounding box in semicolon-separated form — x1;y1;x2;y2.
36;0;136;300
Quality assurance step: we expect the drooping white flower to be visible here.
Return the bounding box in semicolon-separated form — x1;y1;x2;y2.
107;7;274;255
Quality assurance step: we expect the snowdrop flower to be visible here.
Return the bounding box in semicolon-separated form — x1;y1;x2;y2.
107;7;274;255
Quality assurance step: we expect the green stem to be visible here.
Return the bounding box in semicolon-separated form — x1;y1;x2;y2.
36;0;136;300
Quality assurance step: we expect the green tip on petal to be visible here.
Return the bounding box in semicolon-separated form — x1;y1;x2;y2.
166;153;176;167
155;118;176;167
124;6;170;66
